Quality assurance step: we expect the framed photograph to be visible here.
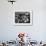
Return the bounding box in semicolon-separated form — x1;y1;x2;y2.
15;10;33;26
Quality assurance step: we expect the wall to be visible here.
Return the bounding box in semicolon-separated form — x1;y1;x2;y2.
0;0;46;41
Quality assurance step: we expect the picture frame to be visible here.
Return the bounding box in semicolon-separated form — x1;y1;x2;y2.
14;10;33;26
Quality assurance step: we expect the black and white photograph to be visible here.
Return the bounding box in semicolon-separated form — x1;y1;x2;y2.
15;11;32;26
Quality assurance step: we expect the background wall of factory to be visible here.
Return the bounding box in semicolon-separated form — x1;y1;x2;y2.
0;0;46;41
